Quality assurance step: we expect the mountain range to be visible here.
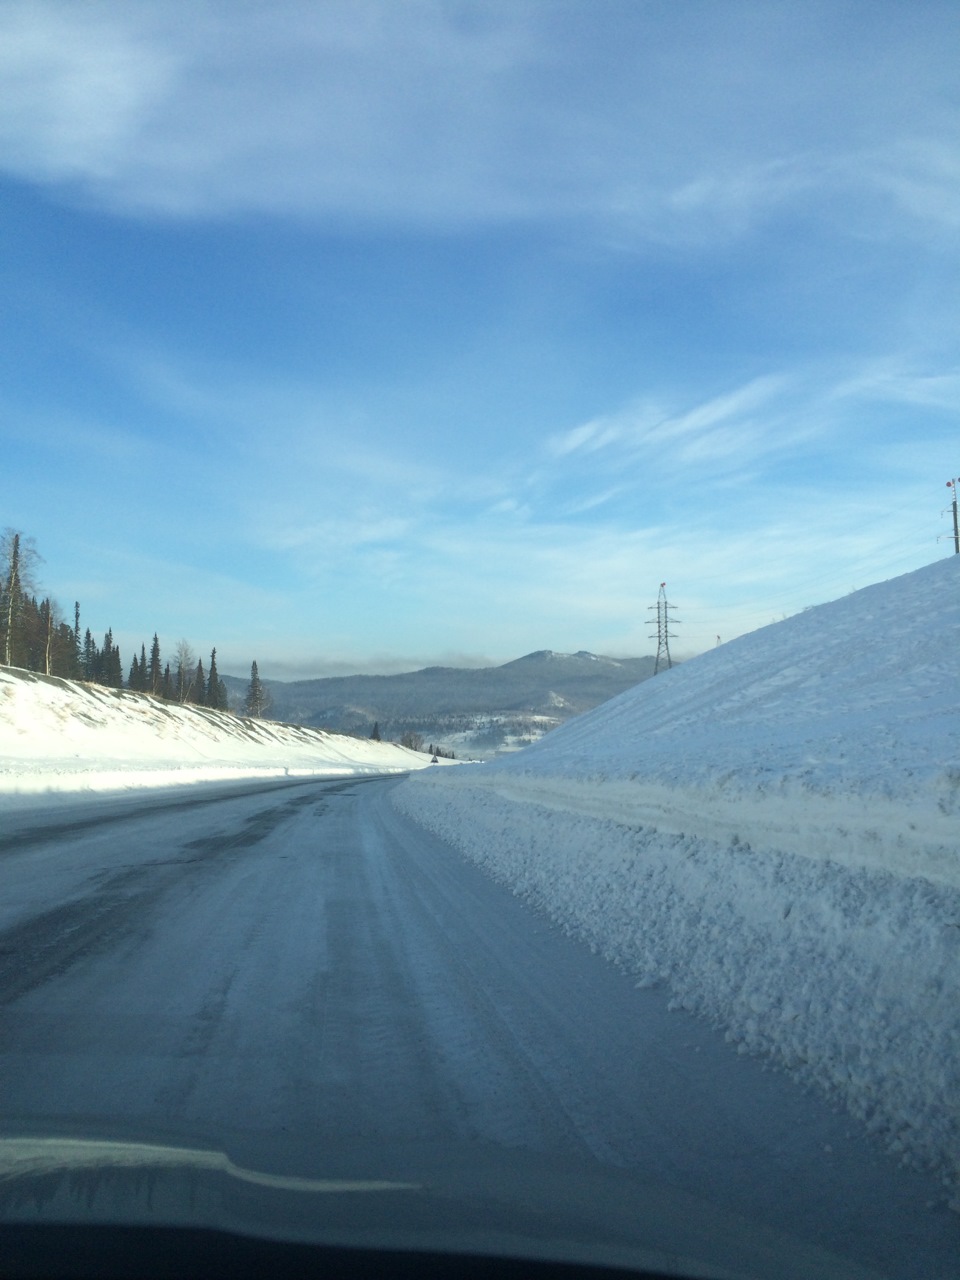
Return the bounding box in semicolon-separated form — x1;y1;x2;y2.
222;650;657;757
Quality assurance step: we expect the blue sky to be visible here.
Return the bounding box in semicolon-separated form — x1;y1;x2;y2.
2;1;958;679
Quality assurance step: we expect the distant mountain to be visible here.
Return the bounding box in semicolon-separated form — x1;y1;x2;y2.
222;651;657;757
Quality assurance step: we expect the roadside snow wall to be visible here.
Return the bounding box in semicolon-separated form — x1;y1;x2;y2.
392;771;960;1192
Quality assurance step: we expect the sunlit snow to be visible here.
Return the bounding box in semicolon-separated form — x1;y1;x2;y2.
393;556;960;1193
0;670;433;806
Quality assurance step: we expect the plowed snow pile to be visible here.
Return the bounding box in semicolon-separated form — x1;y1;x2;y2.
0;669;430;805
393;557;960;1191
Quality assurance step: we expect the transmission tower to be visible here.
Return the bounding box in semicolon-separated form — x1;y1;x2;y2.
647;582;680;674
945;478;959;554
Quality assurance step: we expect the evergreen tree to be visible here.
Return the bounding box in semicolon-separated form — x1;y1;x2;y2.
161;663;173;701
244;661;269;718
24;594;42;672
54;616;76;677
33;597;74;678
99;629;114;686
149;634;161;695
217;677;229;711
370;721;381;741
192;659;205;705
83;628;96;680
128;653;140;689
207;648;221;709
102;630;123;688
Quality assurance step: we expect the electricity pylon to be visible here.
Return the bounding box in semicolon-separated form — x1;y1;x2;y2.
945;478;960;554
648;582;680;674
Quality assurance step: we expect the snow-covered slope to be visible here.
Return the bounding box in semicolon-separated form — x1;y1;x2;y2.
393;556;960;1193
0;668;433;806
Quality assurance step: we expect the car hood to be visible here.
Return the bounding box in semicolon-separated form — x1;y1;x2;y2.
0;1129;884;1280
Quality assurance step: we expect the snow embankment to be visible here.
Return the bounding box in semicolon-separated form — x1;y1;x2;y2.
0;668;433;808
392;557;960;1192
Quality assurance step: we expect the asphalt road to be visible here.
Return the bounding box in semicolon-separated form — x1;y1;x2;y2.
0;776;955;1277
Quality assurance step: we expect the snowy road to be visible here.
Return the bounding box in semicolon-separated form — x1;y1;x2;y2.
0;776;955;1277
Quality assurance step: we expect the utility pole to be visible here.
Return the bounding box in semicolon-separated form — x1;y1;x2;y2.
946;479;960;554
647;582;680;674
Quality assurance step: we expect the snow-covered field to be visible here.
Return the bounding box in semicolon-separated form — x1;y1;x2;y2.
393;556;960;1194
0;668;433;809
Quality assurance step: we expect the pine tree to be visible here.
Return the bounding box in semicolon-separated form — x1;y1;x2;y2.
98;629;122;688
370;721;381;741
83;628;95;680
244;661;269;718
192;659;205;705
217;678;229;711
128;653;140;689
108;632;123;688
148;634;161;695
100;630;115;687
54;616;76;678
207;648;221;709
161;663;173;701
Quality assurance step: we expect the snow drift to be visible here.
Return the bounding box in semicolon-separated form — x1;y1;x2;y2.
392;556;960;1191
0;668;432;807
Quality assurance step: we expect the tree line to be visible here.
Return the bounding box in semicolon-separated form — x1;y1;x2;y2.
373;724;453;758
0;528;269;717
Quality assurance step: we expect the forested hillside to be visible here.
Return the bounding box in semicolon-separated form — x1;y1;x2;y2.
0;528;249;714
222;650;657;756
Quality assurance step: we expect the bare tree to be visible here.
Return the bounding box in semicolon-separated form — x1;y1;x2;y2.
173;639;196;703
1;529;42;667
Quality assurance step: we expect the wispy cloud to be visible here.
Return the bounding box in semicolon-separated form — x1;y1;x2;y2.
260;515;414;558
830;360;960;412
547;376;795;474
861;137;960;231
0;1;955;248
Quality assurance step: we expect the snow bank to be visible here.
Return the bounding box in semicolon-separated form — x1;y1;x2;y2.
393;557;960;1190
0;668;433;807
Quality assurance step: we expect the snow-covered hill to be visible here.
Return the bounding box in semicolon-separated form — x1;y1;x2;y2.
0;669;433;807
393;556;960;1194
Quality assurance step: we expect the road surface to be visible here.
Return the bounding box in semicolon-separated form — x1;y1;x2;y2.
0;776;955;1277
